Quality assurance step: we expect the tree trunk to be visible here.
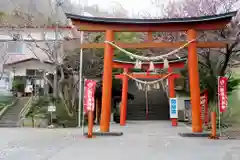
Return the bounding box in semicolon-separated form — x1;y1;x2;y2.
53;68;58;98
32;115;35;128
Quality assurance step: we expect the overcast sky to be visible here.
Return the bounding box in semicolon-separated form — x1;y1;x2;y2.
77;0;174;16
74;0;239;17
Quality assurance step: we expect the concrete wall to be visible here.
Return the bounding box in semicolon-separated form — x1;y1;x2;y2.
176;96;190;110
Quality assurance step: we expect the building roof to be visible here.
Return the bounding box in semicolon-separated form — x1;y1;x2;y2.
1;28;79;69
66;11;237;25
4;57;53;66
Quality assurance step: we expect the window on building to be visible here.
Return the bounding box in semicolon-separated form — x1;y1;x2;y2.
36;70;43;77
44;32;63;40
7;41;24;54
7;33;24;54
26;69;35;76
26;69;43;78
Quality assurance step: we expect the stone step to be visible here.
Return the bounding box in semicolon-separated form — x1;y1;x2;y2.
127;104;169;120
127;116;167;120
0;97;30;127
126;80;169;121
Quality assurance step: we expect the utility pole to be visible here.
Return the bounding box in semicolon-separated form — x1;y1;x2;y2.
78;0;87;130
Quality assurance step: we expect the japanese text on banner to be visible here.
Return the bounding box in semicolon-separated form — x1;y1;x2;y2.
84;79;97;113
169;98;178;118
218;77;228;113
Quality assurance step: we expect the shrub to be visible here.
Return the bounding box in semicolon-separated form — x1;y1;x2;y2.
12;79;25;93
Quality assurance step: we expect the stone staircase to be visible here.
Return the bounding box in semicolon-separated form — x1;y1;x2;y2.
0;97;30;127
127;80;170;120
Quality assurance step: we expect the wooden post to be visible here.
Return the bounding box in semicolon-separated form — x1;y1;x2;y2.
120;68;129;126
87;111;94;138
187;29;202;133
100;30;114;132
95;98;100;124
204;91;209;127
168;67;177;126
211;112;216;137
209;112;219;139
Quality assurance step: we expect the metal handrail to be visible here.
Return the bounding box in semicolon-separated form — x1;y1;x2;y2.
18;96;33;126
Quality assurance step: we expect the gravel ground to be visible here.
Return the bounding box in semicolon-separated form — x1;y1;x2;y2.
221;125;240;140
0;121;240;160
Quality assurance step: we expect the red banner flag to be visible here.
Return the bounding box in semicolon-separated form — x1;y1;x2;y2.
84;79;97;113
218;77;228;113
200;90;208;126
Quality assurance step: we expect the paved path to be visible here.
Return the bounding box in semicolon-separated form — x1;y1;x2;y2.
0;121;240;160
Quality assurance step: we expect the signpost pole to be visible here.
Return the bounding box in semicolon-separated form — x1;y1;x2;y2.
50;111;53;125
169;98;178;126
218;76;221;136
81;79;86;136
204;91;209;127
47;105;56;127
78;31;84;129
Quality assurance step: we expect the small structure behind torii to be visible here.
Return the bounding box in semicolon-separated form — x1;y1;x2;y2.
113;59;184;126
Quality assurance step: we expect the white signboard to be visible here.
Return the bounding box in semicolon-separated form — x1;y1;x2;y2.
48;105;56;112
169;98;178;118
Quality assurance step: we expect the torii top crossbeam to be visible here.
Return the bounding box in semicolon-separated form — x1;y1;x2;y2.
66;11;236;49
66;11;236;32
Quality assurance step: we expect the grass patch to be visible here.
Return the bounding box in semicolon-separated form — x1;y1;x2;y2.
54;101;78;127
25;96;79;127
208;90;240;129
0;95;15;111
224;90;240;124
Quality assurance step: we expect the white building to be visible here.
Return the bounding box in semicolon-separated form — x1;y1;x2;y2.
0;26;79;95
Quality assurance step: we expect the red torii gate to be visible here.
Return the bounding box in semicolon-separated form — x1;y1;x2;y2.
113;59;183;126
66;11;237;133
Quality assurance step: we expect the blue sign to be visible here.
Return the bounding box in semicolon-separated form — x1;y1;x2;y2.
169;98;178;118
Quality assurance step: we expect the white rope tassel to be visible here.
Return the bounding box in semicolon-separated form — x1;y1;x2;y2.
139;83;143;90
156;82;160;89
147;84;151;91
152;82;160;90
163;58;169;69
136;82;142;90
139;61;142;69
148;61;155;71
136;82;140;89
143;83;147;91
153;83;157;89
134;60;142;69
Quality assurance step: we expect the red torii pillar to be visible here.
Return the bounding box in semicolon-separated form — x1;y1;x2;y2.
120;68;129;126
187;29;202;132
168;67;177;126
100;30;114;132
